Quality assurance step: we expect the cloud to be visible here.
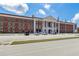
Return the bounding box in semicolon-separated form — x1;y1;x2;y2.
34;9;46;17
42;3;57;17
44;4;51;10
72;13;79;23
38;9;46;15
0;0;28;5
0;1;29;14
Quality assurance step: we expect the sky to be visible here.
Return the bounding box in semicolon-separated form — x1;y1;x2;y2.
0;3;79;27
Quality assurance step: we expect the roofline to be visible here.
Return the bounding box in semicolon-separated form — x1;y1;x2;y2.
0;13;43;19
0;13;76;24
0;13;31;18
59;21;75;25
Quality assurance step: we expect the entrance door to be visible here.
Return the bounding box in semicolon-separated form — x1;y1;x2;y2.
48;29;52;34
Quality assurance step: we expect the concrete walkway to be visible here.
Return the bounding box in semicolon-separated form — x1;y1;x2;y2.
0;33;78;44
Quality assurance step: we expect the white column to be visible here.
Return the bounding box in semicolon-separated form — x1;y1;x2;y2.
34;19;36;33
54;22;56;34
58;22;60;34
42;21;45;33
46;21;48;34
52;22;54;34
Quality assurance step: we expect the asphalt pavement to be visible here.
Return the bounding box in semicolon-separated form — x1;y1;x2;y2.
0;38;79;56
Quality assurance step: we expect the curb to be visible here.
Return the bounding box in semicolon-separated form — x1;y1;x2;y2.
10;37;79;45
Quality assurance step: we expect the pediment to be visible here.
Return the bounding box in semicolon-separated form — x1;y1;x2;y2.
44;16;57;22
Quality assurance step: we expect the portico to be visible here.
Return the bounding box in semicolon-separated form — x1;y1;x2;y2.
33;16;58;34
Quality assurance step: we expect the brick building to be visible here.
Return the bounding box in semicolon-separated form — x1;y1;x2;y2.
0;14;34;33
0;13;76;34
59;22;76;33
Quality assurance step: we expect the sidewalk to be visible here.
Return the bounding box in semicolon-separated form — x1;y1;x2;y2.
0;33;79;43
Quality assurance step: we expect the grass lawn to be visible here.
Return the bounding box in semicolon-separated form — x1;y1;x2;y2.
11;37;79;45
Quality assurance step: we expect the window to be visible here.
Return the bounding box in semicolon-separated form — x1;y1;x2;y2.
48;22;52;27
45;21;46;27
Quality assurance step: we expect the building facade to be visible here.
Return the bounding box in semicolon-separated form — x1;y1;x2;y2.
0;13;76;34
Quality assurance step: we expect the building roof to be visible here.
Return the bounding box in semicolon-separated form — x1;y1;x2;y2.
0;13;32;20
0;13;76;25
0;13;43;20
58;20;75;25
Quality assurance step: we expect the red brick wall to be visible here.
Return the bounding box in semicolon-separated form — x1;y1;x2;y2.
36;21;42;29
65;24;73;33
60;23;73;33
60;23;65;33
14;18;19;32
23;20;33;32
1;16;33;33
3;17;8;32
